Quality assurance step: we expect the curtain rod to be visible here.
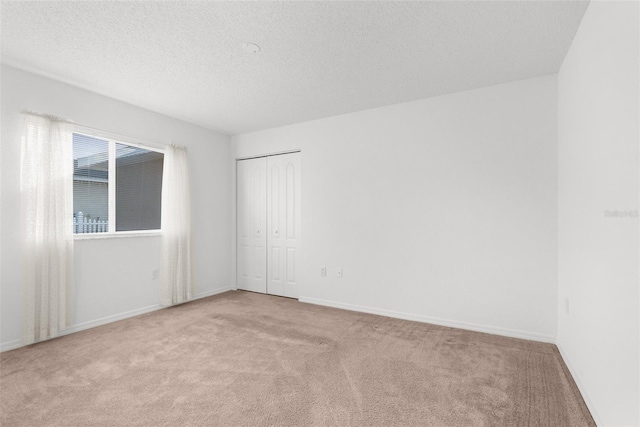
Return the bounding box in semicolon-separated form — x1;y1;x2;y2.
236;150;301;161
22;110;167;151
22;110;72;124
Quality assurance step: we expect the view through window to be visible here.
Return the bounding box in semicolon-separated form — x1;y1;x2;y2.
72;132;164;234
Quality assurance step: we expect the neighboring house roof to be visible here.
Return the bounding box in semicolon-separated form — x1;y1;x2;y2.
73;150;162;183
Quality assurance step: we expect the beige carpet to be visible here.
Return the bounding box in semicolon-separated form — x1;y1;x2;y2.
1;291;594;426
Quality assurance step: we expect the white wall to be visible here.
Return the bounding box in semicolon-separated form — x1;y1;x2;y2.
0;65;232;350
557;2;639;426
232;75;559;342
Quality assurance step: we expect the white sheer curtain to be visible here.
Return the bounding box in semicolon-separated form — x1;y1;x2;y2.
20;113;74;345
159;144;194;306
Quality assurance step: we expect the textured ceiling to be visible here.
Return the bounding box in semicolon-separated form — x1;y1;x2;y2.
1;1;588;135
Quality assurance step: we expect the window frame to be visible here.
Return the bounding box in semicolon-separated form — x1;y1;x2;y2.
72;126;165;240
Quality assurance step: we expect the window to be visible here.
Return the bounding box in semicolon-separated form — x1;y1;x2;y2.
72;132;164;234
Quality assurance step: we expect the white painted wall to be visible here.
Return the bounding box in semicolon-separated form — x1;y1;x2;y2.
0;65;232;350
557;2;639;426
232;75;559;342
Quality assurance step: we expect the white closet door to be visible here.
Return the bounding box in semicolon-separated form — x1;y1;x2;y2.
236;157;267;293
267;152;301;298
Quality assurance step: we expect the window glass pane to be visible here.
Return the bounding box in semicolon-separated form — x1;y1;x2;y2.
115;143;163;231
73;133;109;233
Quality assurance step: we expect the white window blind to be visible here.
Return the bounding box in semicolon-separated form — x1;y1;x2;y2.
115;143;163;231
73;133;109;233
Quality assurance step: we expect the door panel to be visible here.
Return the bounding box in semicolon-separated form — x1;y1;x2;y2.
236;157;267;293
267;153;301;298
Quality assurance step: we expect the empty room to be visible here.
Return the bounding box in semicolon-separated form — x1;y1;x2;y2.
0;1;638;426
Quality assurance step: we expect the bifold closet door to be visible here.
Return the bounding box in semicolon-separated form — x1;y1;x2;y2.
236;157;267;293
237;152;301;297
266;152;301;298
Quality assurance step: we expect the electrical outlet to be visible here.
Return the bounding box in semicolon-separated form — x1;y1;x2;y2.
564;297;570;315
320;267;327;277
152;269;159;280
337;268;343;278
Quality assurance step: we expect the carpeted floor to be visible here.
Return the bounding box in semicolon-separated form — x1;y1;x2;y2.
1;290;594;426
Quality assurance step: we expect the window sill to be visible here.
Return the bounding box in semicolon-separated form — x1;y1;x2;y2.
74;231;161;240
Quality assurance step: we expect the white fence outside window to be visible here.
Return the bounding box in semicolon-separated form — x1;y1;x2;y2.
73;212;108;233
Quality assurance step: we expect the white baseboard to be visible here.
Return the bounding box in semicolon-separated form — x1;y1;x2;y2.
63;304;164;336
556;342;602;427
0;339;23;352
298;296;556;344
194;286;234;299
0;286;233;353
